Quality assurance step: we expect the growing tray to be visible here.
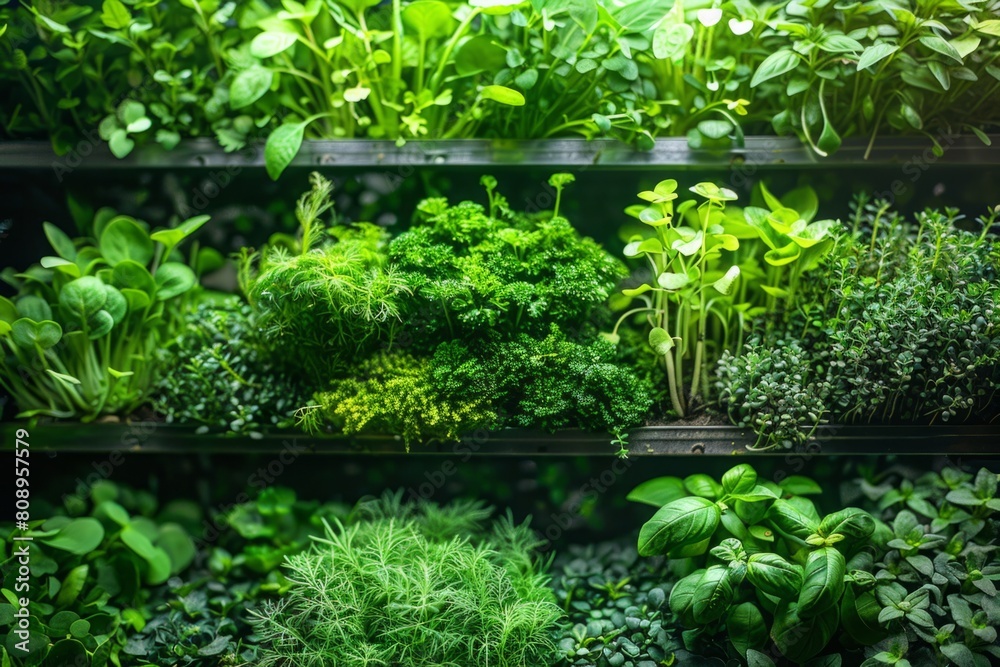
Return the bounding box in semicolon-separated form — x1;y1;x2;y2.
2;423;998;456
1;136;998;171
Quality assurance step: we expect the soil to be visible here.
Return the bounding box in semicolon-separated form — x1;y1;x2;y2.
643;409;730;428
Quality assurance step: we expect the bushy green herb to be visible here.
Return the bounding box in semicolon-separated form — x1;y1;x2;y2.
717;337;830;450
250;497;562;667
154;301;308;437
856;466;1000;667
302;325;652;451
0;212;207;420
719;199;999;448
632;464;878;664
299;349;499;450
551;539;682;667
240;173;410;381
389;174;626;345
432;325;654;447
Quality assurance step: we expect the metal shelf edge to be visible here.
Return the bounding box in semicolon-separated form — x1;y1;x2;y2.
2;423;997;456
2;136;998;170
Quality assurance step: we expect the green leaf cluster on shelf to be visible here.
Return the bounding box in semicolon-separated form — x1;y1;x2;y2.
2;0;999;177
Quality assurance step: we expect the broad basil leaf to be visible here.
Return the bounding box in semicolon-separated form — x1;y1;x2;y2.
798;547;846;618
638;496;720;556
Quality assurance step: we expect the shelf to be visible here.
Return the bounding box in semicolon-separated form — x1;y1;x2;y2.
2;136;999;171
2;423;997;456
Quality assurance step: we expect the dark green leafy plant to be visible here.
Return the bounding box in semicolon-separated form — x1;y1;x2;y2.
632;464;879;664
0;212;206;420
389;174;626;345
856;466;1000;667
431;325;654;453
551;539;684;667
154;300;308;437
0;0;244;156
250;496;562;667
718;198;999;449
0;481;197;667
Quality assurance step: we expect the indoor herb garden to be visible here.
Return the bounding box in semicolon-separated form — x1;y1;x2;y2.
1;1;998;666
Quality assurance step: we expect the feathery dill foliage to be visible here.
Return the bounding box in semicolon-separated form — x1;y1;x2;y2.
389;175;627;347
719;197;1000;449
251;495;561;667
298;350;499;450
154;300;307;437
240;173;410;380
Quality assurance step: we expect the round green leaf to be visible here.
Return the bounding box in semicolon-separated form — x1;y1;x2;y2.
728;602;768;657
17;295;53;322
648;327;675;355
39;518;105;555
10;318;62;350
157;523;195;575
86;310;115;339
747;552;803;599
230;66;274;110
112;260;157;296
154;263;197;300
767;499;820;541
402;1;456;40
59;276;108;324
250;31;297;58
69;619;91;639
100;217;154;266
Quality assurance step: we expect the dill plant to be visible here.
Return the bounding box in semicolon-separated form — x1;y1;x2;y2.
239;173;410;380
250;497;561;667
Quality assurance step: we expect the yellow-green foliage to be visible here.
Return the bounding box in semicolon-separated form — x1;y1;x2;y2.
299;352;497;449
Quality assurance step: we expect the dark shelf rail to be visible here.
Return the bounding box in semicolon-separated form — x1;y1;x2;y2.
2;423;998;456
2;136;998;170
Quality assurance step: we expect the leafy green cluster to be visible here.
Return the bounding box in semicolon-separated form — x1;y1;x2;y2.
0;1;249;157
632;464;879;664
432;326;654;438
300;350;499;450
154;301;308;438
551;539;681;667
121;574;257;667
303;325;653;451
0;481;197;667
285;175;650;449
390;177;626;344
717;337;830;450
0;213;208;421
856;466;1000;667
240;175;410;381
610;179;835;421
250;496;562;667
718;199;1000;448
